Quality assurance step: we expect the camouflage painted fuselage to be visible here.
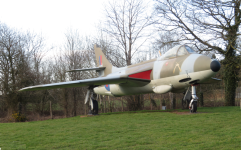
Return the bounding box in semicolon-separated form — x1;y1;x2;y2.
94;45;219;96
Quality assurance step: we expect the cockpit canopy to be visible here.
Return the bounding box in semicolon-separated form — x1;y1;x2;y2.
159;45;196;60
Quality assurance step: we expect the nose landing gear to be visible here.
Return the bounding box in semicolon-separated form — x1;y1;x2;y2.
183;85;198;113
189;85;198;113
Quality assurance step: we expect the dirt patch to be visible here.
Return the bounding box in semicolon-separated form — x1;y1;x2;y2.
0;115;66;123
171;111;191;115
171;111;209;115
80;115;99;118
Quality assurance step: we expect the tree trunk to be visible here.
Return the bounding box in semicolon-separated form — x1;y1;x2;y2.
169;92;173;109
100;95;103;113
149;94;152;110
108;96;111;112
199;92;204;107
173;94;176;109
224;74;236;106
62;89;68;117
50;101;53;119
18;102;22;115
104;100;106;113
160;98;162;110
224;54;237;106
121;97;124;112
72;88;77;116
113;100;115;112
40;99;44;116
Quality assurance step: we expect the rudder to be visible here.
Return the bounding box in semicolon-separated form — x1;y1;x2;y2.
94;45;113;76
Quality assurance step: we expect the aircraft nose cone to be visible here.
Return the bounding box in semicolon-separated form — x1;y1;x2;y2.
210;60;221;72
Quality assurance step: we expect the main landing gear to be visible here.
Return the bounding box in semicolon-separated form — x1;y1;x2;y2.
183;85;198;113
85;88;99;115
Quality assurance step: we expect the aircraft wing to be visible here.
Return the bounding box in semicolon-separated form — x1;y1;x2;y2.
67;67;106;72
19;75;150;92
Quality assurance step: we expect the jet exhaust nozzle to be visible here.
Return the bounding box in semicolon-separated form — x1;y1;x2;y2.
210;60;221;72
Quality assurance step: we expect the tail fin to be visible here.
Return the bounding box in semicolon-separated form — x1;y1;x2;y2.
94;44;113;76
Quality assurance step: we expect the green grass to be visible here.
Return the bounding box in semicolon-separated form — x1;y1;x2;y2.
1;107;241;150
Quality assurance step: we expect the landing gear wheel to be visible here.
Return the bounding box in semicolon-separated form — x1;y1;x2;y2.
92;100;99;115
190;101;197;113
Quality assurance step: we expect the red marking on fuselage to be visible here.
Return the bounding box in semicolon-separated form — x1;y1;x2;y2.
128;70;152;80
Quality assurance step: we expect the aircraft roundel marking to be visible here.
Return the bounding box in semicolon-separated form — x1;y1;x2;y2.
105;85;110;91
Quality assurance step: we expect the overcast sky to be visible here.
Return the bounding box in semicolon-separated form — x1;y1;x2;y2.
0;0;109;47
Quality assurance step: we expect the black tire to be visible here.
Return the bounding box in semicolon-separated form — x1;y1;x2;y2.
92;100;98;115
190;101;197;113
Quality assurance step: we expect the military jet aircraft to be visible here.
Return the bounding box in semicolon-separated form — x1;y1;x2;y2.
19;45;221;113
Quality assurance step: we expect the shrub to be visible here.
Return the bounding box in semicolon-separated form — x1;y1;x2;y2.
11;112;27;122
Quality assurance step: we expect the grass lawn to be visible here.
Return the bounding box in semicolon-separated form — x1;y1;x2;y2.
0;107;241;149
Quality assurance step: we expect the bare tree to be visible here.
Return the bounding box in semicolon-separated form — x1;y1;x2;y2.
155;0;241;106
63;29;90;116
103;0;153;65
0;23;47;116
50;29;99;117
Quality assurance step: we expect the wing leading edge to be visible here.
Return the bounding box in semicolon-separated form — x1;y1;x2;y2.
67;67;106;72
19;76;150;92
